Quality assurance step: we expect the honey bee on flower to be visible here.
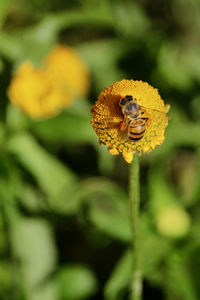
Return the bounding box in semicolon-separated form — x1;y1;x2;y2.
119;94;152;142
119;94;170;142
91;79;170;163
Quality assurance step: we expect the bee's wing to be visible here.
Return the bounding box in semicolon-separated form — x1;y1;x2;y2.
140;105;170;116
140;105;170;125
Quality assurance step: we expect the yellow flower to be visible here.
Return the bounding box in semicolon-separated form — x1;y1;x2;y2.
91;79;170;163
8;45;90;119
8;61;70;118
44;45;89;100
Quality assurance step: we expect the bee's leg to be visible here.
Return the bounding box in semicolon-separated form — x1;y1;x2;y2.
147;118;152;127
119;121;127;131
142;117;152;127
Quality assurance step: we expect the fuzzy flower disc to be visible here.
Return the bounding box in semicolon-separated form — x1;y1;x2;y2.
91;79;170;163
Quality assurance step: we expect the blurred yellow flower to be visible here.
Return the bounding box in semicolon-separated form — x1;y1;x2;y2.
8;45;89;118
8;61;69;118
156;206;191;238
44;45;89;100
91;79;170;163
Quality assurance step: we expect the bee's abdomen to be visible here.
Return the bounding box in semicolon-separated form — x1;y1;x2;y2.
128;131;145;141
128;119;146;141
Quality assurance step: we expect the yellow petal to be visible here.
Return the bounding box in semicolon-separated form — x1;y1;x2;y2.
122;151;134;163
108;148;119;155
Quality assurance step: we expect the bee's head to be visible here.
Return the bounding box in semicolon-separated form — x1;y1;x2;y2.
119;95;133;106
124;102;140;114
120;95;140;115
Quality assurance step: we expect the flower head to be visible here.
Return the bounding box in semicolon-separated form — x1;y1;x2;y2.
91;79;170;163
7;61;70;118
44;45;89;100
8;45;89;119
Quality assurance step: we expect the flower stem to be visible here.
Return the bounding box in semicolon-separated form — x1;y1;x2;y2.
129;153;142;300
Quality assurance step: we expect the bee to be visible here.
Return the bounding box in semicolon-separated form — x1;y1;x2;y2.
119;95;152;142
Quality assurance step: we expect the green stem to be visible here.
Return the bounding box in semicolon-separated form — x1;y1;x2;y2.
129;153;142;300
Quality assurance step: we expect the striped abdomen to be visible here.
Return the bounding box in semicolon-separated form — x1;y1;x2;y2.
128;118;148;141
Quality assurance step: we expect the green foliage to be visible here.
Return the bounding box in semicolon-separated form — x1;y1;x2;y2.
82;178;131;241
0;0;200;299
7;132;78;213
0;0;12;29
32;107;95;145
104;249;132;300
11;216;58;300
57;265;98;300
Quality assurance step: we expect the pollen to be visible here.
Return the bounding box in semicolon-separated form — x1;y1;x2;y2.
91;79;170;163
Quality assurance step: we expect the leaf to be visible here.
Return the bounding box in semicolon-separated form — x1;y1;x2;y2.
19;184;46;212
11;217;58;300
112;1;150;37
97;144;115;175
0;58;4;73
0;0;12;28
0;214;6;254
78;39;124;89
146;121;200;163
0;262;12;295
191;148;200;205
38;8;114;33
104;249;132;300
142;228;172;281
158;42;193;90
0;8;114;63
7;133;79;214
148;166;178;213
79;178;131;242
165;254;197;300
57;265;98;300
148;167;191;238
32;110;96;145
6;104;30;132
0;32;26;62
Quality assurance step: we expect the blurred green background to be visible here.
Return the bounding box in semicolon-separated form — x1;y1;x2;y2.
0;0;200;299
